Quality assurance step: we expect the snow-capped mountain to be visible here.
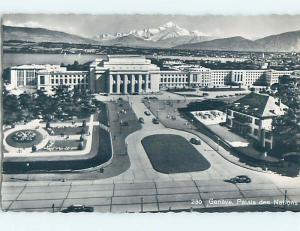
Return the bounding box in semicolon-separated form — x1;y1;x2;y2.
94;22;215;48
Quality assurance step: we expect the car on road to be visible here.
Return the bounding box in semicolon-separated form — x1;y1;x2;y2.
152;118;159;124
61;204;94;213
190;137;201;145
144;111;151;116
225;175;251;184
171;115;176;120
120;109;127;114
138;117;144;123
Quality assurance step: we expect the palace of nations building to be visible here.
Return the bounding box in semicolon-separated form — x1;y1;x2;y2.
8;55;294;94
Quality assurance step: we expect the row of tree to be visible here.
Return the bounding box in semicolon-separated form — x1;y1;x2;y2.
272;76;300;155
3;86;101;125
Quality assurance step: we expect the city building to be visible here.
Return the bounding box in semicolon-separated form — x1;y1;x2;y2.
265;70;293;86
89;55;161;94
226;93;288;149
8;55;296;94
9;64;63;91
36;70;89;92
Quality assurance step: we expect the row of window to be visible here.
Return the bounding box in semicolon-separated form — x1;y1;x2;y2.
253;128;272;139
161;74;187;77
50;78;87;84
161;78;188;83
51;74;86;78
39;76;87;85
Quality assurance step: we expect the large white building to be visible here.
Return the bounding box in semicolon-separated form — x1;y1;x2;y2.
8;55;296;94
89;55;161;94
9;64;63;91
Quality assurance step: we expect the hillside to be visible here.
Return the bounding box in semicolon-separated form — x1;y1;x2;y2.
3;25;98;44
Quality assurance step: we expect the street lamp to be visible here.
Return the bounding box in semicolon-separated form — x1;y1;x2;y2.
125;141;128;155
190;119;194;129
26;163;30;181
141;197;144;213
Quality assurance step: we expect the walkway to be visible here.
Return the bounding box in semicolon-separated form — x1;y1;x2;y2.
3;115;98;158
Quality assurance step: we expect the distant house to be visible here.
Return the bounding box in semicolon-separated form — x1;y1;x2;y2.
226;92;288;150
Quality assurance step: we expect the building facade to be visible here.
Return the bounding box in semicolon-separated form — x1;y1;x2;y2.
8;55;296;95
36;70;89;92
226;93;288;149
9;64;63;90
89;55;160;94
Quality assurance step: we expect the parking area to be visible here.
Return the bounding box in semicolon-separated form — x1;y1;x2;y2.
191;110;226;125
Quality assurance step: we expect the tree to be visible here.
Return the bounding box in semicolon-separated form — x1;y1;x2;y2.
270;83;279;91
32;145;37;152
78;142;84;150
79;134;84;142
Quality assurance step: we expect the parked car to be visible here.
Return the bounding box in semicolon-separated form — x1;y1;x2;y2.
138;117;144;123
190;137;201;145
152;118;159;124
61;204;94;213
120;121;129;126
144;111;151;116
225;175;251;184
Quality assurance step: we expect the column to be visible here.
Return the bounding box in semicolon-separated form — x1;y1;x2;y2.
138;74;143;94
141;75;145;91
124;74;128;94
131;75;135;94
109;75;113;93
117;74;121;94
145;74;149;93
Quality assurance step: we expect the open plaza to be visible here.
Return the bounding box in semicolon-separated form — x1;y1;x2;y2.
2;55;300;213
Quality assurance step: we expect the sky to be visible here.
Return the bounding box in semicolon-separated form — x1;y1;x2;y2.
3;14;300;39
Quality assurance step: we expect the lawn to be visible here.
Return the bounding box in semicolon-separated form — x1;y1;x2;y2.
141;134;210;173
41;140;87;152
50;126;88;135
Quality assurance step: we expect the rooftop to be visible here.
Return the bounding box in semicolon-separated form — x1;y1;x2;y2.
229;92;288;118
10;64;62;70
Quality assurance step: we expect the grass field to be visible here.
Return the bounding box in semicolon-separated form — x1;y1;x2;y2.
142;134;210;173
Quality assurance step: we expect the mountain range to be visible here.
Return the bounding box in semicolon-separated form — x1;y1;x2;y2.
175;30;300;52
93;21;215;48
3;25;97;44
3;22;300;52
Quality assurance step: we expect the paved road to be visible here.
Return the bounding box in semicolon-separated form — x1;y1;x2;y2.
2;94;300;212
2;176;300;212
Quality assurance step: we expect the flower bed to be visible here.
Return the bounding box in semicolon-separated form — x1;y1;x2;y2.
6;129;43;148
12;130;36;143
